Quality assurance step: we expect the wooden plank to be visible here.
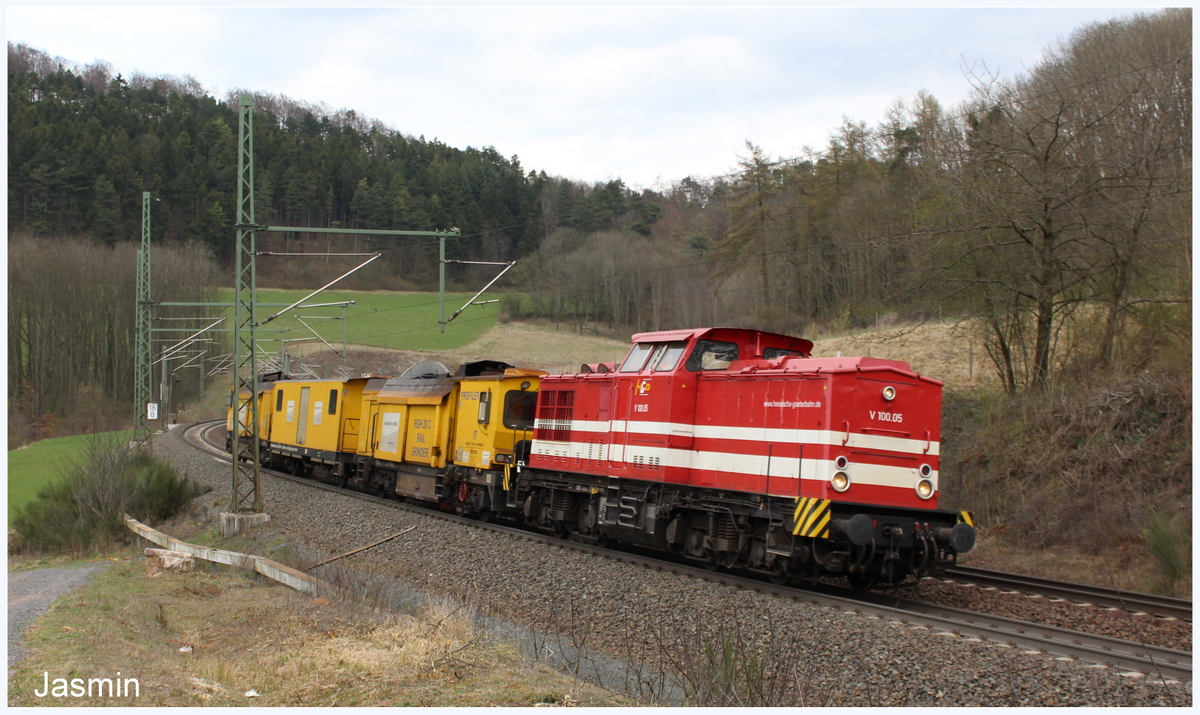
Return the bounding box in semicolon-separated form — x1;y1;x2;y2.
123;515;324;593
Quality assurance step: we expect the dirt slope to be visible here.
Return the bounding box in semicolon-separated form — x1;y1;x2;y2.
292;320;992;390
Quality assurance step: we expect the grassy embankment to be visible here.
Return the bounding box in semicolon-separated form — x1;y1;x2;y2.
6;548;623;706
169;288;510;422
7;431;133;523
215;288;503;352
7;431;624;707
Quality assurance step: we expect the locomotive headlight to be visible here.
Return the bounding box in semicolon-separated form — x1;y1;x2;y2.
835;455;849;470
831;470;851;492
919;464;933;478
916;478;934;499
882;386;897;401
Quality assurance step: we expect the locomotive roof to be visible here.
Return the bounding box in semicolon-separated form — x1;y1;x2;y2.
753;355;944;385
374;373;455;401
629;327;814;356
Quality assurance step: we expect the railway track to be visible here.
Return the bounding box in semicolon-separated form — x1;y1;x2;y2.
181;420;1192;682
944;565;1192;623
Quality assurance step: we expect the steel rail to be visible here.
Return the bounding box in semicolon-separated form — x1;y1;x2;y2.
182;420;1192;683
851;590;1191;682
944;565;1192;623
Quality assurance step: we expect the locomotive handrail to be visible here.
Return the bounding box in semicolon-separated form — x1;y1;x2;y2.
861;426;911;437
341;416;360;451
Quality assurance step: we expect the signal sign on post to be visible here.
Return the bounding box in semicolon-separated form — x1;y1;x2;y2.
147;403;159;421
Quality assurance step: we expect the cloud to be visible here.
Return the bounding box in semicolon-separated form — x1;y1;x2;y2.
6;6;1132;187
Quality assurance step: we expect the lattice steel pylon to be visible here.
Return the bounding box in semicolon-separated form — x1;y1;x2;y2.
134;191;153;444
231;94;264;513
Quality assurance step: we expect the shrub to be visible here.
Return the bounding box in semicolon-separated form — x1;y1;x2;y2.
942;367;1191;556
499;292;527;321
653;609;836;707
1142;509;1191;595
12;435;209;553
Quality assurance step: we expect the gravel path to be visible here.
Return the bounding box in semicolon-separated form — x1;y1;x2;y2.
8;564;110;669
155;425;1192;706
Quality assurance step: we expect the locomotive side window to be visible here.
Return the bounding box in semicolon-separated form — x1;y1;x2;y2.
653;341;688;371
328;388;338;416
503;390;538;430
275;389;284;412
619;343;655;372
686;340;739;371
764;348;805;360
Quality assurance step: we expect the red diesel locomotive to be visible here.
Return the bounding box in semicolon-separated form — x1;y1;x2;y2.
516;327;975;587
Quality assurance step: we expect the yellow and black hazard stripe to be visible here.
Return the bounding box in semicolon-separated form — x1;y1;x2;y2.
958;510;975;527
792;497;832;538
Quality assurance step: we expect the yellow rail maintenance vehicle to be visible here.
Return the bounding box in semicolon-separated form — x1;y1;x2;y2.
225;371;284;454
225;361;544;519
261;375;376;481
350;360;544;517
448;360;544;518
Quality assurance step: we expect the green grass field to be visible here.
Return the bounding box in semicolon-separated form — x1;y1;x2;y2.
214;289;502;352
7;431;133;522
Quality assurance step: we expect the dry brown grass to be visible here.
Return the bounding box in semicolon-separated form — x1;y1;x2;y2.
7;553;628;707
290;317;991;387
809;319;998;391
963;535;1190;599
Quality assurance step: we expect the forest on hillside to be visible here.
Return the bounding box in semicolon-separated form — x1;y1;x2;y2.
525;9;1189;396
7;9;1191;425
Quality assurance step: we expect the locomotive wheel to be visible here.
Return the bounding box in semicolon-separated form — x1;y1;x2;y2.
704;551;732;571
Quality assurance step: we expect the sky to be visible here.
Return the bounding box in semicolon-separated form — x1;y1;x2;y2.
5;4;1158;189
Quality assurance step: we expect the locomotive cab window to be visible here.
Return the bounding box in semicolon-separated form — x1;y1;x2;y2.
686;340;739;371
503;390;538;430
764;348;805;360
275;390;284;412
653;341;688;371
619;343;655;373
328;389;338;416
